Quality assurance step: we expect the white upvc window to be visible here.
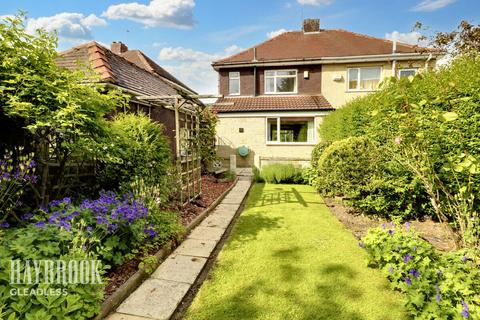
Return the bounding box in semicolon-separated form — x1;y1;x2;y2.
398;68;418;78
347;67;382;91
265;70;297;94
228;71;240;95
266;117;315;144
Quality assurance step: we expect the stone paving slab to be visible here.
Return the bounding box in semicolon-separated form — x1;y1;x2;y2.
201;214;232;229
151;254;207;284
117;279;190;320
107;313;152;320
174;238;217;258
188;226;225;241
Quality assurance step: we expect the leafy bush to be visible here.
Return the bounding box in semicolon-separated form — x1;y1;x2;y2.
301;166;317;186
98;113;172;194
0;225;105;319
316;136;378;197
221;170;236;182
252;166;264;183
361;225;479;319
260;164;303;184
196;107;219;173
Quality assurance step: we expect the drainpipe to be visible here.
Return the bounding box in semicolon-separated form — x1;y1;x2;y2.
425;53;433;69
253;47;257;96
391;40;397;77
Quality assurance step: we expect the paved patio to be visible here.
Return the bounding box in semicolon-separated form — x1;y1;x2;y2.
106;169;252;320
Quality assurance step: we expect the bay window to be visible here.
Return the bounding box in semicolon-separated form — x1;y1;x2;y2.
267;117;315;144
348;67;381;91
265;70;297;94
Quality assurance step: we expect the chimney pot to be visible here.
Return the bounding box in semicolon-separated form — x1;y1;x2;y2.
111;41;128;54
303;19;320;33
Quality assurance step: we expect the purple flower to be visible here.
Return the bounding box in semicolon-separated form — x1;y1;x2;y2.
0;221;10;228
144;227;157;238
409;269;420;278
461;301;469;318
438;270;443;277
35;221;46;228
381;223;386;229
405;277;412;286
86;226;93;232
107;223;118;233
388;230;395;236
403;254;412;264
82;245;87;252
358;241;365;248
21;213;34;221
389;266;394;274
405;222;411;232
462;256;468;263
436;294;441;303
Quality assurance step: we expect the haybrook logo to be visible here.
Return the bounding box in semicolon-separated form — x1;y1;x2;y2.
10;260;103;287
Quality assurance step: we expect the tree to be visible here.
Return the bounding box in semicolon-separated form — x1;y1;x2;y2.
0;14;127;204
414;20;480;56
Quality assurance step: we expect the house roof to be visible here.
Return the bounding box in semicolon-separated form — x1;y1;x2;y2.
56;41;179;97
212;95;333;113
213;30;437;67
119;50;195;94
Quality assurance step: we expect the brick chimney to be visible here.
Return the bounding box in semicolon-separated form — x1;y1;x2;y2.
303;19;320;33
111;41;128;54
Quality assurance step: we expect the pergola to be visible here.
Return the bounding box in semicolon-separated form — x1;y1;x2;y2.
136;94;220;205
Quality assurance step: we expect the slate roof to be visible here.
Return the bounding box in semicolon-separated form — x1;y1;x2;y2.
56;41;179;97
214;29;437;66
212;95;333;113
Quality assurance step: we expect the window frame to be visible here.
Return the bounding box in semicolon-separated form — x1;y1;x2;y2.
265;116;316;145
346;66;383;92
228;71;240;96
398;68;418;79
264;69;298;95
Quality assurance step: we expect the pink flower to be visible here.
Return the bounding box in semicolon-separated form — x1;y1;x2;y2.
394;137;403;145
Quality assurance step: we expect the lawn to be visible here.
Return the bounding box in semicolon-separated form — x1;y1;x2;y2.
185;183;407;320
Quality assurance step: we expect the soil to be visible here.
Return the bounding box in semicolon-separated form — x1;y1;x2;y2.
103;175;234;298
325;197;457;252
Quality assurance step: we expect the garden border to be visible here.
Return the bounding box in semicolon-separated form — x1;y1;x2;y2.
95;177;239;320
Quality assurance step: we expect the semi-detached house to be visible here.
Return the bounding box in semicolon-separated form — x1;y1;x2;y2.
212;19;441;168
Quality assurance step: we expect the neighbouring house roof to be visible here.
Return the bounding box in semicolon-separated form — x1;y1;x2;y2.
212;95;333;113
213;30;438;67
119;49;195;94
56;41;181;97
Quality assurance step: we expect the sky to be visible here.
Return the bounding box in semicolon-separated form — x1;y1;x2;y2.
1;0;478;93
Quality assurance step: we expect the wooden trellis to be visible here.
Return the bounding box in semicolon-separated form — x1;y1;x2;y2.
137;94;218;205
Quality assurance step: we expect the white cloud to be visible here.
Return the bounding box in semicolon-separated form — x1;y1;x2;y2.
267;28;289;39
26;12;107;43
297;0;333;6
385;31;429;47
102;0;195;29
157;45;244;94
411;0;456;12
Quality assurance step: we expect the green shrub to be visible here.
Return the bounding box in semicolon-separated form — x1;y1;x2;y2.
0;225;105;319
310;141;330;169
221;170;236;182
98;113;172;193
301;166;317;186
252;166;264;183
316;136;378;197
260;163;303;184
361;225;480;319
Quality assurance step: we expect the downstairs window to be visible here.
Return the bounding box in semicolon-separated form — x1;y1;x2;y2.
267;117;315;144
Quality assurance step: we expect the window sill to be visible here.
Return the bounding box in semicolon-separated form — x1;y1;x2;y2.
346;89;378;93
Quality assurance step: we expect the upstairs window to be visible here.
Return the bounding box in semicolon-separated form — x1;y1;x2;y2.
267;117;315;144
229;72;240;95
348;67;381;91
398;68;417;78
265;70;297;94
